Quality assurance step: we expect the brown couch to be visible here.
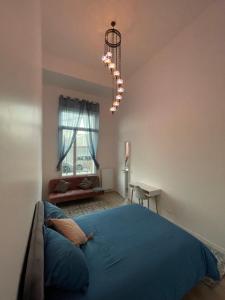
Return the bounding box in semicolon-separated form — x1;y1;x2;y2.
48;175;104;204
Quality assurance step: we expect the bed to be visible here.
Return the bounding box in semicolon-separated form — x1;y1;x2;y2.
20;202;219;300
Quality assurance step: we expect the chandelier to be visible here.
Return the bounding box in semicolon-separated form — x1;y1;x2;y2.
101;21;124;113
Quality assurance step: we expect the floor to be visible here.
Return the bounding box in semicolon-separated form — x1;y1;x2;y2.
61;192;225;300
184;278;225;300
60;191;125;217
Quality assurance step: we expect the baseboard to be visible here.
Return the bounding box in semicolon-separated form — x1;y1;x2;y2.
187;229;225;255
164;215;225;255
115;189;126;199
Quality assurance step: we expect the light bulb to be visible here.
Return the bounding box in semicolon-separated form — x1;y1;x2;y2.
110;106;116;112
106;51;112;58
118;87;125;93
108;63;116;70
113;101;120;107
102;55;107;62
116;95;122;100
117;78;124;85
113;70;120;77
105;58;111;64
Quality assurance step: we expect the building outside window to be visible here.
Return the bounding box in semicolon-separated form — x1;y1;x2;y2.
62;129;95;176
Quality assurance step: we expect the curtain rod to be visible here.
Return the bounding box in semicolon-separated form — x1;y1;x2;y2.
60;95;99;105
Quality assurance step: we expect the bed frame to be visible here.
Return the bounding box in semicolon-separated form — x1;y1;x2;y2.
18;201;44;300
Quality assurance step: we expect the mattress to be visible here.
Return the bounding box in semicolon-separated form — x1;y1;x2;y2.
46;204;219;300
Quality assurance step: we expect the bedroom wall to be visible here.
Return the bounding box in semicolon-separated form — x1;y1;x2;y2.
43;52;111;88
116;0;225;251
42;84;117;198
0;1;42;299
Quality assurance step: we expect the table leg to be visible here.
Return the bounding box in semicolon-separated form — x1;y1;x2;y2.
148;198;149;209
131;187;134;203
155;197;158;214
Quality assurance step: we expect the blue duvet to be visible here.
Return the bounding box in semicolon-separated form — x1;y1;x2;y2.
46;204;219;300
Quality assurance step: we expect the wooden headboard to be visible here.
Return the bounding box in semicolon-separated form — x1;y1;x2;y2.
18;201;44;300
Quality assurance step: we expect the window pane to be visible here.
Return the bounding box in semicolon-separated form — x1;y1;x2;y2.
62;129;74;176
76;130;95;175
61;110;80;127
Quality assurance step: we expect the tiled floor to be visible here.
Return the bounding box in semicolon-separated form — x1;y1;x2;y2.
60;191;125;217
60;192;225;300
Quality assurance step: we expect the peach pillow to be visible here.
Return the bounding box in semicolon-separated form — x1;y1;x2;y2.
47;218;88;246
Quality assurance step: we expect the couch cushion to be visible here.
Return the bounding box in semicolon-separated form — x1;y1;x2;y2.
54;180;70;193
49;189;96;203
79;177;93;190
48;175;100;194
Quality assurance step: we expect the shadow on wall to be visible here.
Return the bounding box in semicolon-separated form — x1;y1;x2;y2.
130;189;183;216
157;191;180;219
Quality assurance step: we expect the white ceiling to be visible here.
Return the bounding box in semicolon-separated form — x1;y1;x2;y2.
42;0;213;78
43;69;111;97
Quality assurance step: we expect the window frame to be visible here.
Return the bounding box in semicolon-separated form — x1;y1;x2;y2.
61;127;97;177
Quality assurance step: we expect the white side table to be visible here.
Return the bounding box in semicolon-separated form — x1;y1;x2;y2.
129;182;161;214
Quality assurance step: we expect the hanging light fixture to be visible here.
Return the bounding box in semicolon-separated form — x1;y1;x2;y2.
101;21;125;113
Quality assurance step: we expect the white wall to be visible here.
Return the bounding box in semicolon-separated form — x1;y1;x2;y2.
116;0;225;251
43;52;111;88
42;84;116;198
0;1;42;299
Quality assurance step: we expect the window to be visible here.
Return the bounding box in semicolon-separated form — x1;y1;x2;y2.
57;96;100;175
62;129;95;176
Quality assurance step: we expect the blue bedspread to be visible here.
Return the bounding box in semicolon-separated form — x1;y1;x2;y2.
46;204;219;300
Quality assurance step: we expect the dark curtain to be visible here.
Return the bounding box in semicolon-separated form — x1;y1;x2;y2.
83;101;100;170
56;95;100;171
56;95;83;171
